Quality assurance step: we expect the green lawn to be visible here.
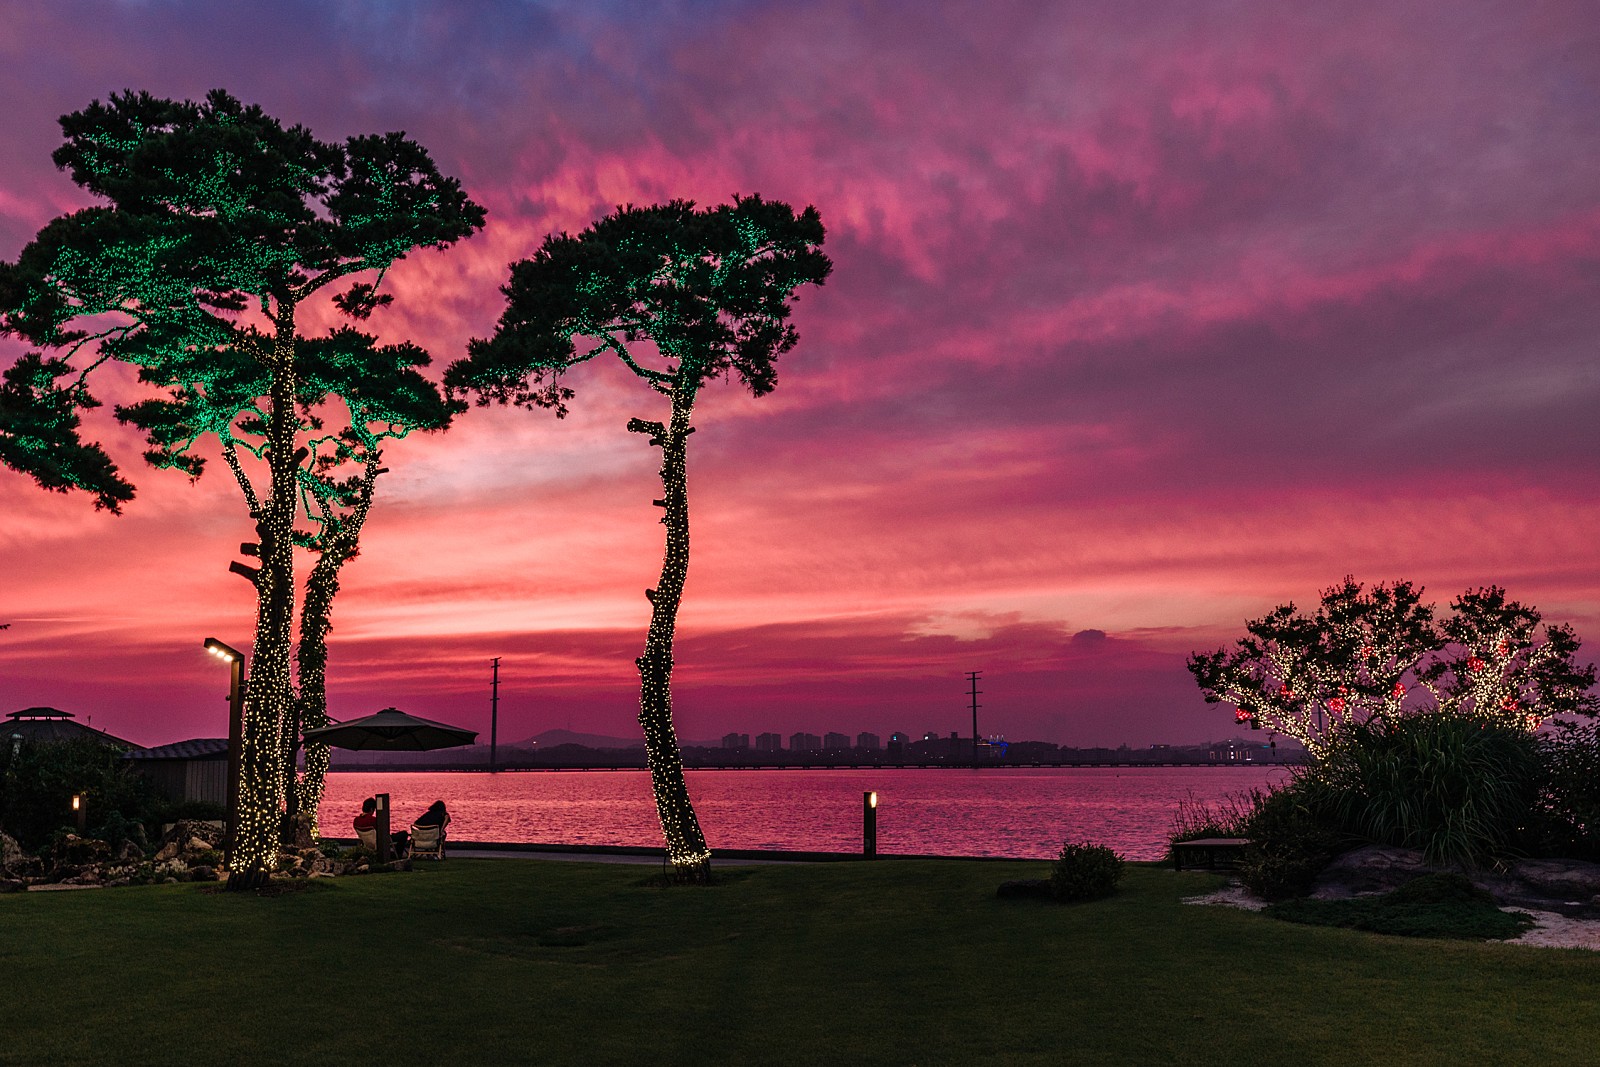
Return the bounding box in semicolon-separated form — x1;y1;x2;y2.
2;858;1596;1066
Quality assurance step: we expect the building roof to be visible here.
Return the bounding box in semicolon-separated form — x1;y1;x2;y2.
4;707;139;749
123;738;229;761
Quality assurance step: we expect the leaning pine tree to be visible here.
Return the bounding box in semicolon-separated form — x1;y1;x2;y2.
447;196;830;876
0;90;482;885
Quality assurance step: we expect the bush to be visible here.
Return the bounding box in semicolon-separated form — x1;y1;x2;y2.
1297;712;1541;867
1264;873;1533;941
1537;719;1600;858
1050;842;1124;901
1236;785;1347;901
0;738;163;852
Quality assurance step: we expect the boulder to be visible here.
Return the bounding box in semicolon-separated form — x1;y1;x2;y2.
1;831;28;873
1309;846;1600;918
1310;846;1432;899
189;865;219;882
1509;859;1600;904
153;841;180;863
117;840;145;862
0;878;27;894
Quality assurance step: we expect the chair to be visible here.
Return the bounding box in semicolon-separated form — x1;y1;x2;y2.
409;818;448;860
355;825;378;851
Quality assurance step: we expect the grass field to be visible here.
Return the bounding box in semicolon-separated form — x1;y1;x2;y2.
2;857;1597;1066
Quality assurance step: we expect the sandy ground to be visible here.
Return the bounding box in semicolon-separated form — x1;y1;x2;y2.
1183;884;1600;950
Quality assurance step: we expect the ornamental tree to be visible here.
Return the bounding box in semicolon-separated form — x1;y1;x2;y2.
0;90;483;883
1190;578;1598;756
1188;578;1439;757
447;195;831;875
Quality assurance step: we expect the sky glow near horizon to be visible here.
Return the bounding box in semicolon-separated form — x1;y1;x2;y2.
2;0;1598;748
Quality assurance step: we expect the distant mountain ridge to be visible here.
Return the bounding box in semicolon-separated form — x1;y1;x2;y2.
516;728;644;750
518;728;738;750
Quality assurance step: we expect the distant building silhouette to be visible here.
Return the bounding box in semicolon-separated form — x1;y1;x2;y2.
789;731;822;753
4;707;137;749
856;731;880;751
720;732;750;751
823;731;851;751
755;732;783;753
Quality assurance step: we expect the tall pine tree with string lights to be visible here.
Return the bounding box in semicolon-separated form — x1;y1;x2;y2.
0;90;482;885
448;196;830;877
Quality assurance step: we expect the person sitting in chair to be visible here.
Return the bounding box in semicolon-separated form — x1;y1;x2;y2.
409;800;451;859
413;800;450;831
353;796;409;857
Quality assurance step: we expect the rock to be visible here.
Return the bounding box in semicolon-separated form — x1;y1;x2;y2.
1510;859;1600;902
154;842;180;863
117;840;144;862
186;837;212;854
1;831;28;873
0;878;27;894
384;858;412;872
189;865;218;882
162;876;178;884
1310;846;1432;899
997;878;1054;900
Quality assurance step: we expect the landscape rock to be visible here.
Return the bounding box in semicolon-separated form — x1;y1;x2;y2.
1310;846;1432;899
117;840;144;862
0;878;27;894
154;842;180;863
190;865;218;882
1310;846;1600;918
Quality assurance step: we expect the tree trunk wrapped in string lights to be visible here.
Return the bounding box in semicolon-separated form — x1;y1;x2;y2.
448;196;831;877
0;90;482;886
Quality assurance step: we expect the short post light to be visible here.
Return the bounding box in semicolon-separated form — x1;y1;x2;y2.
71;794;85;834
203;638;246;873
863;790;878;858
375;792;392;864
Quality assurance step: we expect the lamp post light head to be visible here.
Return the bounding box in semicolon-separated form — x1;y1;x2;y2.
203;637;242;663
867;791;878;809
71;794;81;811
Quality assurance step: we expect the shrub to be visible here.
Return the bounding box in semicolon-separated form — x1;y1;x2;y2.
1537;718;1600;858
1264;873;1533;941
1050;842;1124;901
1236;785;1347;901
1297;712;1541;867
0;738;163;852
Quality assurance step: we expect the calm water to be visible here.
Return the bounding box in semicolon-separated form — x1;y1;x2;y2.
321;766;1288;861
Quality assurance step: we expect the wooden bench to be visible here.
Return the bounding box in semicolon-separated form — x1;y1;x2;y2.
1172;837;1250;871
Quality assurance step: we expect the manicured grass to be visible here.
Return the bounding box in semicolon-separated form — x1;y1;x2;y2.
2;858;1598;1066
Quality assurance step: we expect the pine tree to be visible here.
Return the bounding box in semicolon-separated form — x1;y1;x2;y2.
447;196;830;875
1;90;482;884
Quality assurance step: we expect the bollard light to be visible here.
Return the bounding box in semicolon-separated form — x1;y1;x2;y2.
71;794;85;834
863;790;878;858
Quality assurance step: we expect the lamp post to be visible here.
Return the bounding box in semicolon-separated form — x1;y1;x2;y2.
204;638;246;874
71;793;85;834
863;790;878;858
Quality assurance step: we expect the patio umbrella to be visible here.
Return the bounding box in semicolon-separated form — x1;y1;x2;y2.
302;707;478;751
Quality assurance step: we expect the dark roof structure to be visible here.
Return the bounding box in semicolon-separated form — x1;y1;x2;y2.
123;738;228;761
4;708;139;749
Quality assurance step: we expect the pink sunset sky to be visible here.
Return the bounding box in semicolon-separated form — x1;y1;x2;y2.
2;1;1598;749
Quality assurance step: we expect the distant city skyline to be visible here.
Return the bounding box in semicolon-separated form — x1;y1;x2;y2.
4;2;1598;749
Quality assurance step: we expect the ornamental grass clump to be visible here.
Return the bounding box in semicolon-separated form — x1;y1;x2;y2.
1297;712;1541;868
1050;842;1125;901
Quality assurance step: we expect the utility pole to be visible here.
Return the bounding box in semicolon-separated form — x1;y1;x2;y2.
966;670;982;768
490;657;501;772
